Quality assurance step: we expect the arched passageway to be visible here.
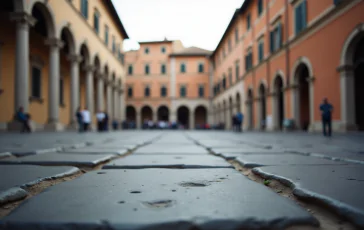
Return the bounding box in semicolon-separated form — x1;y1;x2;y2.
259;84;266;130
247;89;254;130
177;106;190;129
294;64;310;131
274;76;284;130
157;106;169;121
354;37;364;130
126;106;136;122
141;106;153;124
194;105;207;129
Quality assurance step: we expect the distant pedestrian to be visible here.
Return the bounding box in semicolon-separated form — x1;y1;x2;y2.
104;112;109;131
82;107;91;131
236;112;244;132
75;107;83;133
96;110;105;132
16;107;31;133
320;98;333;137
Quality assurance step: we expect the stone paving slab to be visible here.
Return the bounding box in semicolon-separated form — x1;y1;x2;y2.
0;152;12;159
0;165;80;205
95;144;138;150
252;165;364;228
0;153;115;167
211;148;281;155
103;155;233;169
0;147;61;157
235;154;348;168
58;148;128;156
218;152;294;160
134;145;209;155
0;169;318;229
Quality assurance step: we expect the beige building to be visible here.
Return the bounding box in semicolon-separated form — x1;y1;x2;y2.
0;0;128;131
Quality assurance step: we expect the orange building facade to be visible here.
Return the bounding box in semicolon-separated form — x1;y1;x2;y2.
0;0;128;131
125;41;213;129
212;0;364;132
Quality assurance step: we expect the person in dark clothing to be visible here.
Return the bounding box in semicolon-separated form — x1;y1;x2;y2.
75;107;83;133
16;107;31;133
320;98;333;137
232;116;237;131
103;112;109;131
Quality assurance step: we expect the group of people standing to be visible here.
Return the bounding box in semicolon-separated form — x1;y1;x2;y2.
232;112;244;132
76;108;110;132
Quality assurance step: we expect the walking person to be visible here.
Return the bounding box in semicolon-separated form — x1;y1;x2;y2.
16;107;31;133
82;107;91;132
75;107;84;133
96;110;105;132
232;115;237;131
320;98;333;137
103;112;109;131
236;112;244;132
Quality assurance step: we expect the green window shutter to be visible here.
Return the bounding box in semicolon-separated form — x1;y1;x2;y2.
270;31;275;52
295;4;301;34
302;0;307;29
278;23;282;48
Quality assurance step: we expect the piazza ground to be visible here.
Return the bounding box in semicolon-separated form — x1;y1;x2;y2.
0;130;364;229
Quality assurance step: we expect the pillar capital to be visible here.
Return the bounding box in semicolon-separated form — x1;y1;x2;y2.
337;65;354;74
10;12;37;27
306;76;315;83
83;65;95;73
45;38;64;49
67;54;83;63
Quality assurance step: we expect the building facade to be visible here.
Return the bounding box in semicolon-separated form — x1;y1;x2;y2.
0;0;128;131
125;41;213;129
212;0;364;132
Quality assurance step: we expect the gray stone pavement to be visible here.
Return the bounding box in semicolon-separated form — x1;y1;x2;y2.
0;130;364;229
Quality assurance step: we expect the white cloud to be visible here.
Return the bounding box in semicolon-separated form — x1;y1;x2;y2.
112;0;244;51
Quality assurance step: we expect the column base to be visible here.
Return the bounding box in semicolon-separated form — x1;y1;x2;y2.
7;120;38;132
44;121;65;131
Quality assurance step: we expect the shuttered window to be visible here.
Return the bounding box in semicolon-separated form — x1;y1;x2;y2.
31;67;41;98
295;0;307;35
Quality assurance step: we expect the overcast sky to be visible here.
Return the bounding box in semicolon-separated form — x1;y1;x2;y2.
112;0;244;51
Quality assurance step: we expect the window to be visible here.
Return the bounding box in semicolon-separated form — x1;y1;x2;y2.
229;68;232;85
161;64;166;74
222;76;226;89
258;41;264;62
198;63;204;73
127;87;133;97
334;0;343;5
128;65;133;75
161;86;167;97
93;10;99;34
81;0;88;18
228;39;232;52
59;78;64;105
180;85;187;97
270;23;283;53
161;46;166;53
235;61;240;81
247;14;251;30
31;67;41;98
295;0;307;35
104;25;109;45
245;51;253;71
258;0;263;16
145;64;150;75
145;47;149;54
144;86;150;97
180;63;186;73
198;85;204;98
112;36;116;54
235;28;239;43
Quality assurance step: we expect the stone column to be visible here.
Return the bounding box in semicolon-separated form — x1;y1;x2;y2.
170;112;177;123
85;66;94;116
136;113;141;129
189;110;194;129
11;13;36;113
106;82;112;118
46;38;63;130
113;86;119;121
257;98;263;130
97;73;104;111
119;89;124;122
68;55;82;125
271;93;278;130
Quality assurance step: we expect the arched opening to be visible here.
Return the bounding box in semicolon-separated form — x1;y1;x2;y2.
274;76;284;130
79;43;91;111
354;37;364;130
259;84;267;130
157;106;169;121
141;106;153;128
228;97;233;129
236;93;241;113
216;104;221;124
59;27;76;125
93;56;101;111
295;64;310;131
177;106;190;129
194;105;207;129
125;105;136;129
247;89;254;130
103;65;109;115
